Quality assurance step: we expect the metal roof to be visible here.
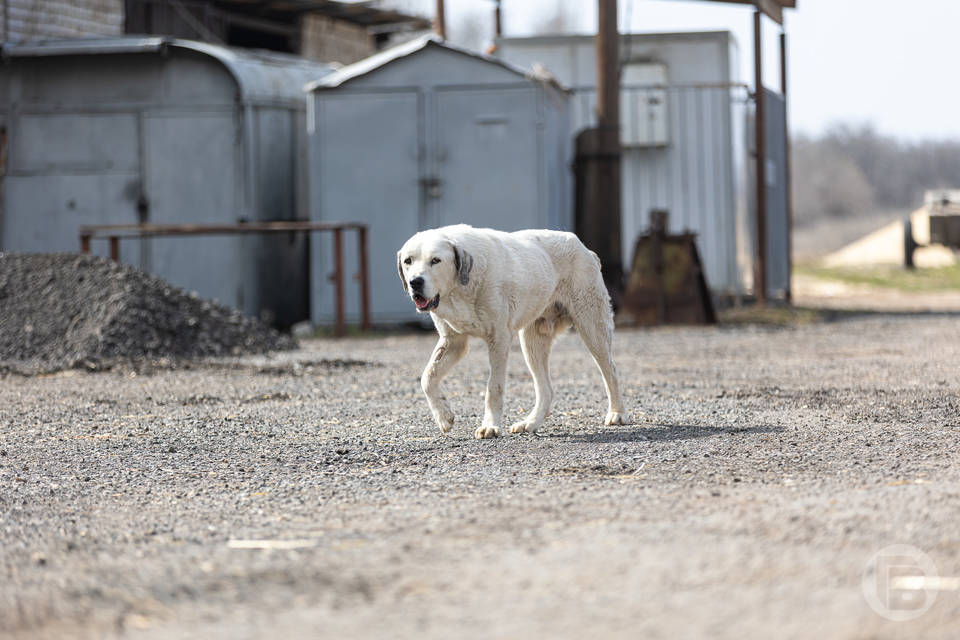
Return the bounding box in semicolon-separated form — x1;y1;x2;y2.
1;37;336;105
306;34;566;92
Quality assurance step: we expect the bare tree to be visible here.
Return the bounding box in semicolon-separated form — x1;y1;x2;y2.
448;7;489;50
792;124;960;226
531;0;578;35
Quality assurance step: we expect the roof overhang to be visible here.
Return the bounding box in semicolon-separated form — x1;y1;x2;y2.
218;0;430;32
2;37;335;106
687;0;795;25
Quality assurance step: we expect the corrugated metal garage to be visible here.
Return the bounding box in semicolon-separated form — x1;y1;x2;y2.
0;37;333;327
305;35;572;326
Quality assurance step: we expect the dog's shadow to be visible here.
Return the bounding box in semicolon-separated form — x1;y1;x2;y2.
538;423;784;444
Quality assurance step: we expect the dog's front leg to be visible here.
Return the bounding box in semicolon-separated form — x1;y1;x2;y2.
421;332;468;433
476;330;511;439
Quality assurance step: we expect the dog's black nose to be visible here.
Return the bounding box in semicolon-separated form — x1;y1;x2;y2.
409;276;424;291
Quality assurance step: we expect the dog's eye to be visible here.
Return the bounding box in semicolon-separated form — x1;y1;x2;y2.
430;258;441;265
403;257;412;265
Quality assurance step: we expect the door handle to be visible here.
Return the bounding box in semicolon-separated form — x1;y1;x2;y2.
420;177;442;199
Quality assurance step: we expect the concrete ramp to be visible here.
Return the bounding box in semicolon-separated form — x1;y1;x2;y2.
822;208;956;268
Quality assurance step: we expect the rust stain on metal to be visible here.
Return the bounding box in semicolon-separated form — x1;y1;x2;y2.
620;210;716;326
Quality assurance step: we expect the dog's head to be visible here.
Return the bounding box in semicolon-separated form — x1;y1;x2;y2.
397;231;473;313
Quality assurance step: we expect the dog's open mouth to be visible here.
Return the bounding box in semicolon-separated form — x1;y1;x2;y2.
413;293;439;312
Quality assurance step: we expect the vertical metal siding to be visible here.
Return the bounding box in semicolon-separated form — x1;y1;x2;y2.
498;34;756;296
0;40;332;324
311;90;422;324
308;42;572;326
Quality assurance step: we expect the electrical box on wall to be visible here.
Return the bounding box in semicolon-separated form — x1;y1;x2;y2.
620;62;669;147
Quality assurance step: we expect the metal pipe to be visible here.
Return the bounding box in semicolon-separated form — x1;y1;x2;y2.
78;222;369;334
78;221;366;238
332;227;345;338
595;0;620;141
358;226;371;331
780;29;793;304
753;9;767;306
594;0;623;296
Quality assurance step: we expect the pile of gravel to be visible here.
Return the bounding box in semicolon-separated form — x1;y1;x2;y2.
0;253;296;374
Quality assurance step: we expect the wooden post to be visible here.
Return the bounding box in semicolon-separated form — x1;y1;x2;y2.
109;236;120;262
434;0;446;39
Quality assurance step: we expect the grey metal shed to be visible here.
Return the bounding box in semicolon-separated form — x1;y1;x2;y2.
0;37;334;327
305;35;572;326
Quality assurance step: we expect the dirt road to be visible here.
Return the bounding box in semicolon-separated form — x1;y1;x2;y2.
2;314;959;638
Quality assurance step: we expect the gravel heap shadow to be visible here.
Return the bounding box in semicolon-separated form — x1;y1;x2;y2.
0;253;296;373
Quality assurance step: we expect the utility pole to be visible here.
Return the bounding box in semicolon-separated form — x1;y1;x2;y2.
594;0;622;298
753;9;767;306
780;28;792;304
434;0;446;40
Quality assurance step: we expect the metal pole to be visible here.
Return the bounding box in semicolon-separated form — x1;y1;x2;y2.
595;0;622;299
109;236;119;262
753;9;767;306
596;0;620;151
780;29;793;304
434;0;446;39
494;0;502;37
333;227;345;338
358;226;371;332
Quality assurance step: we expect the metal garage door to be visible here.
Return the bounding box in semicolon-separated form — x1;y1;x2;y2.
312;91;421;323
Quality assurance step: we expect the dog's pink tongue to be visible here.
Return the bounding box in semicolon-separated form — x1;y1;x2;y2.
415;296;428;309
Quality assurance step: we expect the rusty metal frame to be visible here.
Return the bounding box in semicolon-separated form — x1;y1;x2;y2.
79;221;370;337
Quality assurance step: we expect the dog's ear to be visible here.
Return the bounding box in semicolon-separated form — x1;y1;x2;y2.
452;243;473;286
397;251;408;293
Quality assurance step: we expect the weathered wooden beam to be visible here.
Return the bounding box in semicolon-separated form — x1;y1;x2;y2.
703;0;790;24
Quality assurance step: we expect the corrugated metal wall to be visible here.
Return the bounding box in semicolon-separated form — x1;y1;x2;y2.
498;33;755;297
308;42;572;326
0;41;329;326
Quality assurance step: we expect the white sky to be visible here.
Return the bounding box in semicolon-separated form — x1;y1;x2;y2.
385;0;960;141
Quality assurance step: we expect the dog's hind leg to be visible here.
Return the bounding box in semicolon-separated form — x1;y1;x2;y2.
568;298;628;426
421;332;469;434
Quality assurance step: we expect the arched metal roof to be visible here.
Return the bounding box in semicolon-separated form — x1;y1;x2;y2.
1;36;336;105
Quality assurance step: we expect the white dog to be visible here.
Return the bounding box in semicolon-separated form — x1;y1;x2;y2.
397;224;627;439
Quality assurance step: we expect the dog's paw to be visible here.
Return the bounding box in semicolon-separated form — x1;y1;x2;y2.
474;425;500;439
604;411;629;426
509;420;538;435
434;407;455;433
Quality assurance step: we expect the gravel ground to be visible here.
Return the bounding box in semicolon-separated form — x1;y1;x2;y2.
2;314;960;639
